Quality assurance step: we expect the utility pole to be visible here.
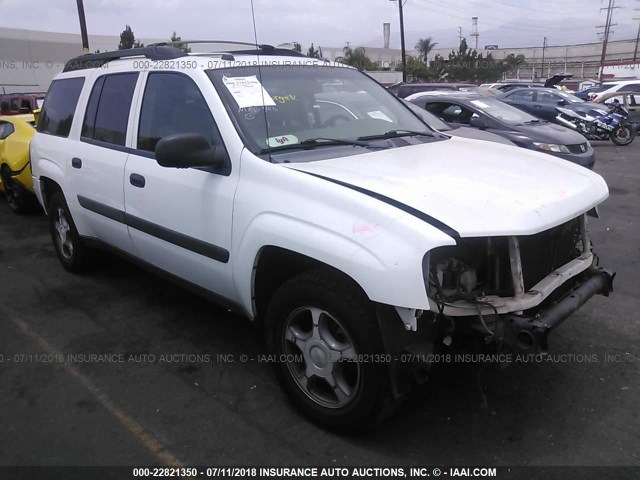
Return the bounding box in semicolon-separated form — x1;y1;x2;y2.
75;0;90;53
390;0;408;82
541;37;548;80
635;0;640;62
635;18;640;62
597;0;619;81
458;27;463;47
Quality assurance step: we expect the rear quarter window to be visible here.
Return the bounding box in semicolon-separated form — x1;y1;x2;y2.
38;77;85;137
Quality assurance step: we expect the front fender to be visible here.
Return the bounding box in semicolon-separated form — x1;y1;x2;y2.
233;211;450;317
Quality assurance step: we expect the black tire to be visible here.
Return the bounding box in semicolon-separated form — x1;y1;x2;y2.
48;192;91;272
1;165;33;214
265;269;397;431
610;124;635;146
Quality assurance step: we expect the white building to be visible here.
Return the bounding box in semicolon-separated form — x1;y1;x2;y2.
1;26;639;93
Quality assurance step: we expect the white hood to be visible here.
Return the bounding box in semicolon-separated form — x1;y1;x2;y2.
285;137;609;237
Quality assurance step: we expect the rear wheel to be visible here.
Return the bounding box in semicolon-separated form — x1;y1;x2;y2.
265;269;397;431
48;192;91;272
610;124;635;146
1;165;32;214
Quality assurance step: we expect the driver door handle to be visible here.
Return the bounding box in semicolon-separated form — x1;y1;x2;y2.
130;173;146;188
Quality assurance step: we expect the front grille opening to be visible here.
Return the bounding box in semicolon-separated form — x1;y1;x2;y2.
429;218;582;302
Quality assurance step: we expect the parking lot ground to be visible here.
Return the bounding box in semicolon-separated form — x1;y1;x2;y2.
0;141;639;473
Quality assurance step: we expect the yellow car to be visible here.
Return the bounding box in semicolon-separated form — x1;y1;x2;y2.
0;114;37;213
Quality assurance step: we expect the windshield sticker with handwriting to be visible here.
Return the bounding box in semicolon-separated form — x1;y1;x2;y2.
223;75;276;108
272;95;297;104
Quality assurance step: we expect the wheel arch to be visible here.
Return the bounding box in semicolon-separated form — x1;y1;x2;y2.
38;176;64;213
251;245;369;325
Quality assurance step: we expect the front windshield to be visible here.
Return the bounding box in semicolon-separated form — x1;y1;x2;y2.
208;65;431;154
467;97;541;125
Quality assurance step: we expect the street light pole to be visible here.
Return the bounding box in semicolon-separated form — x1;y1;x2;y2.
391;0;408;83
76;0;90;53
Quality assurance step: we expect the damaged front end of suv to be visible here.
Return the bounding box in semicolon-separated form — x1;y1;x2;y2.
424;213;614;355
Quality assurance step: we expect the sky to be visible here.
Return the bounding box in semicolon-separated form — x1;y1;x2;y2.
0;0;638;50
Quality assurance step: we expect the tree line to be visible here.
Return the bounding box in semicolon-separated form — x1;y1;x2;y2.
336;36;526;83
114;25;190;52
108;27;526;82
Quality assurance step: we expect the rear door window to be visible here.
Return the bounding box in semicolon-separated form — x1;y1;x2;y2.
536;91;560;104
508;90;535;102
38;77;85;137
81;73;138;146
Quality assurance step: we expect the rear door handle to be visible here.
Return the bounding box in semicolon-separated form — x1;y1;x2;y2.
71;157;82;169
129;173;146;188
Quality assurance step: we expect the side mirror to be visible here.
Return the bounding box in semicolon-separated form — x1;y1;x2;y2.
155;133;226;169
469;115;488;129
557;99;568;106
32;108;41;127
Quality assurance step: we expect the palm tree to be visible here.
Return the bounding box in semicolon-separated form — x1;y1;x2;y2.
503;53;525;70
335;46;373;71
502;53;526;77
415;37;438;62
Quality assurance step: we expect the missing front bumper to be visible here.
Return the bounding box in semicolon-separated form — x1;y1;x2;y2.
496;266;615;354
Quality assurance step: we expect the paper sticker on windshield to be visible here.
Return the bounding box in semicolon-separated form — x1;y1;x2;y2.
470;100;490;109
267;135;299;148
367;110;393;122
222;75;276;108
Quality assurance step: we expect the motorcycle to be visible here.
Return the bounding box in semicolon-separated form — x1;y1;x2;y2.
555;100;635;146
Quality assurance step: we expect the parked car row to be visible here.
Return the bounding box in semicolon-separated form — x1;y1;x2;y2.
406;91;595;168
390;76;638;158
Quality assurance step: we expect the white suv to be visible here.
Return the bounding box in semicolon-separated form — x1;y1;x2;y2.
31;43;614;430
588;79;640;101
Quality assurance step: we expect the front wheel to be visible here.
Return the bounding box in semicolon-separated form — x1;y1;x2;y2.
1;165;33;214
48;192;92;272
610;124;635;146
265;269;396;431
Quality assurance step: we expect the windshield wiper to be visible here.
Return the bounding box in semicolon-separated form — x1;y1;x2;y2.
357;129;433;141
522;119;548;125
259;137;386;154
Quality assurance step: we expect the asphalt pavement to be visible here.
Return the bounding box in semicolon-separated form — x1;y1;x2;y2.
0;141;638;476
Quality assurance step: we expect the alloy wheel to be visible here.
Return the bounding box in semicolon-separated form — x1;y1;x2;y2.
282;306;360;409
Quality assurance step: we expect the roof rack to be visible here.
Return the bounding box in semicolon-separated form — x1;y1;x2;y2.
150;40;272;50
63;45;187;72
150;40;309;58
